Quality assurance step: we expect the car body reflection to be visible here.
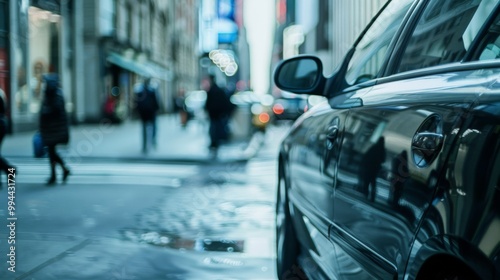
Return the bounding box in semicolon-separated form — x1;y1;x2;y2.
273;0;500;279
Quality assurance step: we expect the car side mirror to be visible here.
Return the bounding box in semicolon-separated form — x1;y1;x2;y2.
274;55;325;96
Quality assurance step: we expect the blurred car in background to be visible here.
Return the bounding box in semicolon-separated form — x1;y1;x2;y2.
183;90;207;124
182;89;275;139
272;92;327;122
272;95;307;121
230;91;274;134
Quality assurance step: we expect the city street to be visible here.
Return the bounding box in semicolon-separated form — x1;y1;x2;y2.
2;0;499;279
0;115;291;280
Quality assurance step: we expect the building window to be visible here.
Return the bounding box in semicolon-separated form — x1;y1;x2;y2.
126;4;132;44
15;6;61;114
150;2;154;53
316;0;329;51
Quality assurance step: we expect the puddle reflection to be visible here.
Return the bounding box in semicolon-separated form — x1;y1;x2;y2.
122;230;245;253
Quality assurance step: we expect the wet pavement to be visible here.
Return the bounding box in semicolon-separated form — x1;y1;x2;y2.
2;114;264;163
0;118;291;279
10;234;275;279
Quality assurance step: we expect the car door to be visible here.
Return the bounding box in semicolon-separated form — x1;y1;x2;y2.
406;10;500;279
281;0;423;277
279;67;351;277
287;0;420;278
331;0;499;279
286;103;345;238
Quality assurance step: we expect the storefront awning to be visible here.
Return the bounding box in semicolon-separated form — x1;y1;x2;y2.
144;62;173;81
107;52;172;81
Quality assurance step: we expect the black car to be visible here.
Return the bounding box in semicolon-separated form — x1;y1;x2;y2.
272;96;308;121
273;0;500;279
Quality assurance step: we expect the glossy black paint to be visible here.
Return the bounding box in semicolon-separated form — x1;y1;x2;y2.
274;55;326;95
274;0;500;279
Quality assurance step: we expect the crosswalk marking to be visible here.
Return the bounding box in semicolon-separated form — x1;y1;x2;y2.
7;156;278;187
8;158;199;187
247;160;278;175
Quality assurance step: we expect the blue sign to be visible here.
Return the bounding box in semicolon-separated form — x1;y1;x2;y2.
217;0;238;43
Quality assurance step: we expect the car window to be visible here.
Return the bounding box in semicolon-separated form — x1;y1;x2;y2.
477;6;500;60
397;0;500;73
345;0;414;86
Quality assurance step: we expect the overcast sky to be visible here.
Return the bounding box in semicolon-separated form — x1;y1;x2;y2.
243;0;276;95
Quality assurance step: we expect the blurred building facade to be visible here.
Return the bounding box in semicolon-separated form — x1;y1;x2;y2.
2;0;200;132
0;1;8;131
274;0;386;77
198;0;249;93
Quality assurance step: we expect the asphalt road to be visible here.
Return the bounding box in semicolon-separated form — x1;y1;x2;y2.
0;121;292;280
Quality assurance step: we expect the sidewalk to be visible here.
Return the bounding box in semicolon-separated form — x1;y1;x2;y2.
2;114;263;163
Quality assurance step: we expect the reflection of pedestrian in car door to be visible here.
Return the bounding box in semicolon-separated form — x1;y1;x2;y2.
359;137;385;202
390;151;409;206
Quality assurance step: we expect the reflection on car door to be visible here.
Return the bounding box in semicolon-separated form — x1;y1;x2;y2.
332;72;487;279
405;70;500;278
330;0;498;278
319;0;417;278
285;100;349;277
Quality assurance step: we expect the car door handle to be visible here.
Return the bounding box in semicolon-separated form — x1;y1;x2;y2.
326;125;339;140
411;132;444;152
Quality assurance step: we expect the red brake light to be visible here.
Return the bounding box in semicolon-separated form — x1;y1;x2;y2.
273;104;285;115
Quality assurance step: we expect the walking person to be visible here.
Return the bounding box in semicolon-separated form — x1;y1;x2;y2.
175;88;189;128
0;87;15;186
39;73;70;185
203;74;235;156
134;77;160;153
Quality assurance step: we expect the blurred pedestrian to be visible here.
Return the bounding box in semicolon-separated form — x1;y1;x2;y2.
203;74;235;155
103;87;122;124
134;77;160;153
175;88;188;128
39;73;70;185
0;87;15;187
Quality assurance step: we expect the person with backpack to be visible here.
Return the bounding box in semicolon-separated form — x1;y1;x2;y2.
134;77;160;153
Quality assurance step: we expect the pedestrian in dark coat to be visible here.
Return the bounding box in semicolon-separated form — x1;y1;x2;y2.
203;75;235;152
0;88;15;186
39;73;70;185
134;77;161;153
